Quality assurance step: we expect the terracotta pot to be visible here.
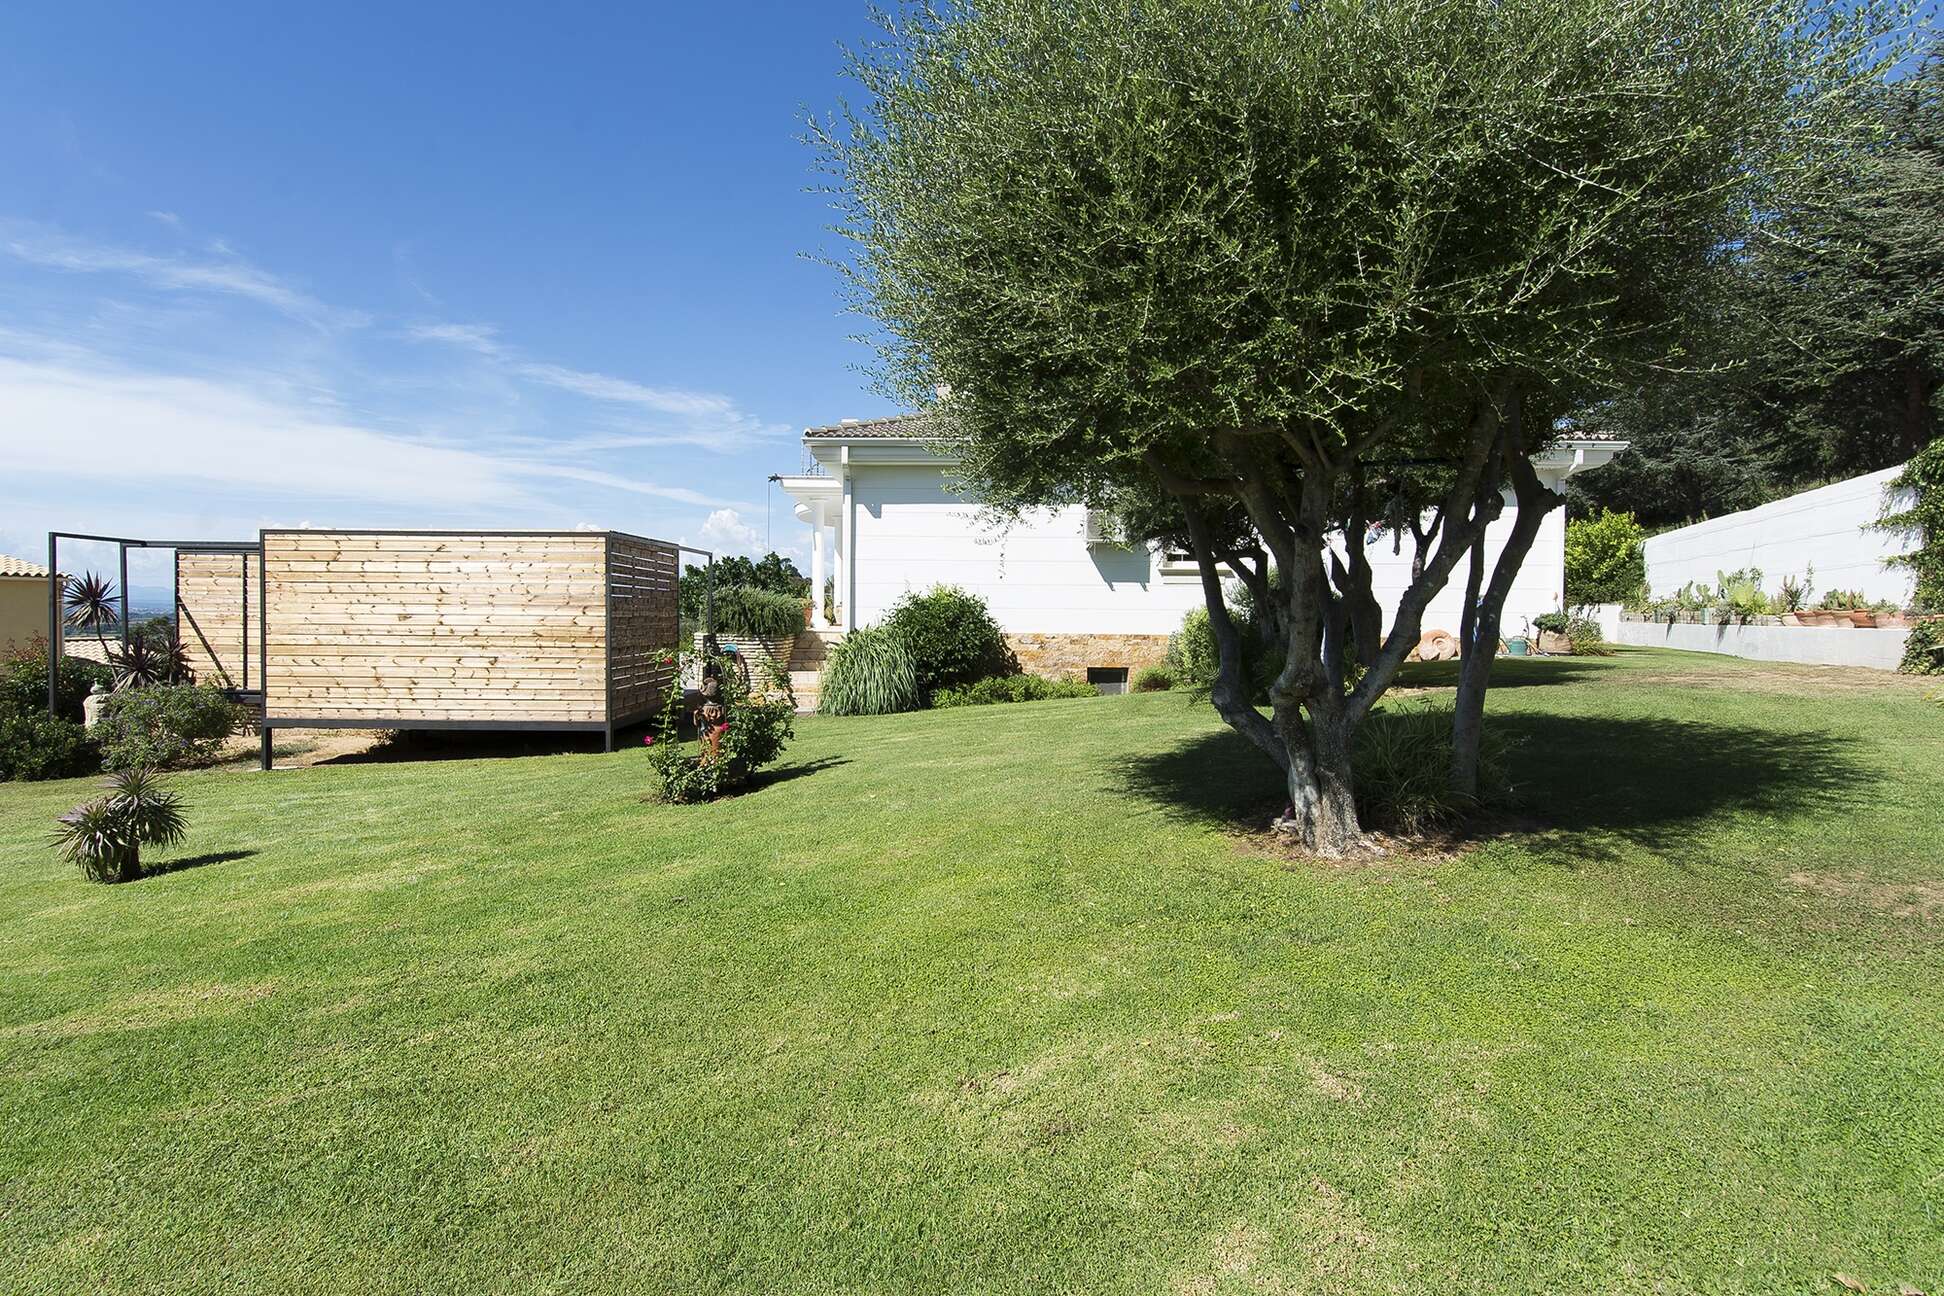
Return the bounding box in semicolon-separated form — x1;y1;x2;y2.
1801;610;1844;627
1849;610;1876;628
1876;613;1908;629
1780;612;1802;626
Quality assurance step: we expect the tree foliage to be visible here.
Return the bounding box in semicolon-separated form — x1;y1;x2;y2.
679;553;810;628
819;0;1905;849
1564;511;1648;606
1573;49;1943;526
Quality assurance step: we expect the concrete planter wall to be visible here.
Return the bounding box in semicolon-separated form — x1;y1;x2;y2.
1612;616;1910;671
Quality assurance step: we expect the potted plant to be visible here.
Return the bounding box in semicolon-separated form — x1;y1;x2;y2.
1531;611;1572;654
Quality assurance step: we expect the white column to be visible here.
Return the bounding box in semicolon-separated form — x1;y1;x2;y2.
839;450;856;632
810;511;831;629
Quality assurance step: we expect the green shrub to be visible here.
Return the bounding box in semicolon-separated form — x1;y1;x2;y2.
713;584;809;639
95;685;246;772
1131;666;1174;692
883;585;1014;696
645;654;795;803
931;674;1098;707
1165;607;1218;686
1564;616;1611;656
820;625;922;715
0;711;97;782
2;642;113;723
1880;439;1943;610
1353;700;1512;835
1564;510;1646;606
1900;618;1944;675
1532;611;1570;634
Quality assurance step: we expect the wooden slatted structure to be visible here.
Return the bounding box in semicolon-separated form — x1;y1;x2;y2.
256;529;681;764
176;548;262;691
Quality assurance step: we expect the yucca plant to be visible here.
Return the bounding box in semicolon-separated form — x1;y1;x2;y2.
107;634;192;689
818;625;921;716
62;571;120;659
55;767;187;883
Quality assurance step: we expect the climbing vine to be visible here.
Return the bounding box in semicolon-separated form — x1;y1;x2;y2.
1882;440;1944;613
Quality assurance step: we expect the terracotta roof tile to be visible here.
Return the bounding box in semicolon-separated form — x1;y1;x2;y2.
0;554;49;579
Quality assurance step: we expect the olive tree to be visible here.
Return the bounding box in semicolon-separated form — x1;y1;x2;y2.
817;0;1905;851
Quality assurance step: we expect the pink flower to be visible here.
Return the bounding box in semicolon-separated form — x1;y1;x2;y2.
642;734;656;746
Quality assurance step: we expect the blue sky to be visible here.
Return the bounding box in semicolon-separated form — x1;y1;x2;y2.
0;2;896;588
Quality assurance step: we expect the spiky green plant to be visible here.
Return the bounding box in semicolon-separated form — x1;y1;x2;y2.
818;625;921;716
107;634;192;690
62;571;120;659
713;585;810;640
54;767;187;884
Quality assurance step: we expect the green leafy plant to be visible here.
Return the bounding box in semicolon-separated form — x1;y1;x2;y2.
0;711;97;782
644;652;796;803
1776;568;1815;613
1819;588;1868;611
1164;608;1218;687
1880;438;1943;610
882;585;1015;697
95;685;247;771
1899;618;1944;675
1565;616;1611;656
1714;568;1770;623
680;554;810;628
1131;666;1174;692
1352;700;1513;836
713;584;809;640
819;625;922;716
1532;611;1570;634
54;767;187;884
2;639;113;722
931;674;1098;708
1564;511;1647;606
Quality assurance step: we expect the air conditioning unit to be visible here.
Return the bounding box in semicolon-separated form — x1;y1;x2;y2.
1082;509;1121;547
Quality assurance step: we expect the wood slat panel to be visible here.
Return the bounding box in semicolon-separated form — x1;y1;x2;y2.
176;550;261;690
262;532;607;725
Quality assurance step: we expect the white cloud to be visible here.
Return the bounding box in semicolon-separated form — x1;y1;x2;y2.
146;210;183;229
695;508;764;557
408;319;789;451
3;227;367;331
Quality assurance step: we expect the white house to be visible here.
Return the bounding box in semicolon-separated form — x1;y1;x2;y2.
776;414;1627;684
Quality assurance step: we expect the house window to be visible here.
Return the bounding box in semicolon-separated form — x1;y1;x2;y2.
1087;667;1129;695
1157;548;1200;580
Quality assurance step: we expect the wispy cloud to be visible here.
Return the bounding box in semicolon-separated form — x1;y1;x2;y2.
407;320;788;450
3;226;368;331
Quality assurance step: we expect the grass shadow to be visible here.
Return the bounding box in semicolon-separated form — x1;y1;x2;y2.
1112;711;1872;860
140;849;258;880
745;756;851;791
1395;656;1619;691
320;730;610;764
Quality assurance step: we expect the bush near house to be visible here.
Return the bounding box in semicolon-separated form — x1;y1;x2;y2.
1131;666;1174;692
883;585;1016;698
931;674;1097;707
1165;608;1218;686
1901;618;1944;675
819;625;923;716
0;643;111;782
713;585;810;640
1564;510;1647;606
94;685;247;772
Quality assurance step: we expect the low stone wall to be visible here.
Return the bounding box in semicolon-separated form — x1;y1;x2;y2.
695;631;797;681
1006;633;1171;680
1613;617;1910;671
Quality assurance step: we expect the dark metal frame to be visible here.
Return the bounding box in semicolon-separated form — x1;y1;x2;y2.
45;531;258;717
253;529;709;769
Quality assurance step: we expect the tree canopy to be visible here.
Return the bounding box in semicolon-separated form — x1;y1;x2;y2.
820;0;1908;850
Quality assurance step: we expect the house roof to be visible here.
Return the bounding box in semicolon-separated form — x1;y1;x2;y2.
0;554;49;579
803;412;942;441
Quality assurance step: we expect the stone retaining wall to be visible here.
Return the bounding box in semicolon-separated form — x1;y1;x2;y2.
1006;633;1171;680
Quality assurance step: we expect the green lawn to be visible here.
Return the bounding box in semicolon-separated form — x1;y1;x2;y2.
1;648;1939;1295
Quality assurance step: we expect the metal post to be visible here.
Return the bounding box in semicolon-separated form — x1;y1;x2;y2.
46;533;58;717
260;726;273;771
118;544;130;652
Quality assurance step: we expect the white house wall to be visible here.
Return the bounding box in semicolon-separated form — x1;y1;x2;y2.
847;463;1568;640
1643;466;1914;605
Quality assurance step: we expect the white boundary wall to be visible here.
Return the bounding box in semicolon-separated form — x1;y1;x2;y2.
1613;619;1910;671
1644;466;1914;604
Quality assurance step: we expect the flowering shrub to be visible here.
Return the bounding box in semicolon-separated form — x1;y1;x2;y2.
645;650;795;803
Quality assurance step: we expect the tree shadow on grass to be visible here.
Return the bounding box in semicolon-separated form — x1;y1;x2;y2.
320;730;613;764
744;756;850;791
140;849;257;880
1396;656;1619;692
1111;712;1873;861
